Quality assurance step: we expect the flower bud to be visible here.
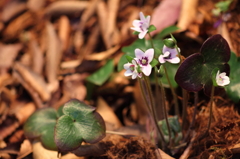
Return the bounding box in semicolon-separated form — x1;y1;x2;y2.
163;38;176;48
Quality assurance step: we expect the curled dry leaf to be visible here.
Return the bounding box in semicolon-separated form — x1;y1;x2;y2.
27;0;46;11
45;21;62;92
85;45;120;61
14;102;36;125
79;0;100;30
1;1;27;23
17;139;32;159
97;1;111;49
150;0;182;36
32;142;58;159
177;0;199;32
29;38;44;75
3;12;37;40
45;1;89;17
58;16;71;52
96;97;122;130
0;43;22;69
13;62;50;102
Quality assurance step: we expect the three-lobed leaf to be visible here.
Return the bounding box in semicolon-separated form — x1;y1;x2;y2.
54;99;106;152
24;108;59;150
175;34;230;96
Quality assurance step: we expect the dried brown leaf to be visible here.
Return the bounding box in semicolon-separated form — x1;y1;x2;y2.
85;45;120;61
45;21;62;92
0;43;22;69
13;62;50;102
177;0;199;32
150;0;182;36
27;0;46;11
29;38;44;75
45;1;89;17
32;142;58;159
1;1;27;23
96;97;122;130
3;12;37;40
17;139;32;159
58;16;71;52
13;102;36;125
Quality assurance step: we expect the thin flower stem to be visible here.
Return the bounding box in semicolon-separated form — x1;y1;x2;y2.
148;33;154;48
206;86;215;133
154;67;164;120
174;42;189;131
200;85;215;140
158;74;172;146
138;78;166;146
184;92;198;142
163;65;180;117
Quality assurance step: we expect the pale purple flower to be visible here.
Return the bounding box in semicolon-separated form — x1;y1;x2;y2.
216;70;230;86
159;45;180;64
124;60;142;79
135;48;154;76
131;12;150;39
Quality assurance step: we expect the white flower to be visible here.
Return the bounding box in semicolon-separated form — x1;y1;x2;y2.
131;12;150;39
135;48;154;76
159;45;180;64
124;60;142;79
216;70;230;86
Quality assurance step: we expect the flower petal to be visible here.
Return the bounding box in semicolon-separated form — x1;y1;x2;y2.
123;63;131;69
163;51;170;57
145;48;154;62
132;72;138;79
124;69;133;76
159;55;166;63
135;49;144;59
138;30;148;39
139;12;145;21
167;57;180;64
142;64;152;76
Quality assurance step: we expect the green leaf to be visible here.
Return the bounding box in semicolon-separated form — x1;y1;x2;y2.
159;63;179;88
155;25;179;39
175;34;230;96
225;52;240;103
86;60;114;86
54;99;106;151
150;58;158;68
148;25;156;33
215;0;233;12
126;55;134;63
118;38;164;71
23;108;58;150
158;116;182;144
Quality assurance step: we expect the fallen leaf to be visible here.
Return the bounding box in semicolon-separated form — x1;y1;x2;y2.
150;0;182;36
96;97;122;130
177;0;199;32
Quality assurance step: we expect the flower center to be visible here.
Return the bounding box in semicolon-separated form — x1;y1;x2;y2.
139;21;148;31
139;57;148;66
130;65;135;72
163;51;171;59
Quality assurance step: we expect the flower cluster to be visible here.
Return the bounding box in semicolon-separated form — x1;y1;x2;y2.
124;49;154;79
125;12;180;79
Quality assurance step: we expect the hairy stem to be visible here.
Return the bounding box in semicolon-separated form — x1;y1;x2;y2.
138;78;166;146
184;92;198;142
158;76;172;146
163;65;180;117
